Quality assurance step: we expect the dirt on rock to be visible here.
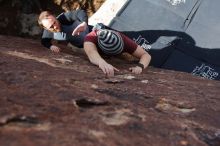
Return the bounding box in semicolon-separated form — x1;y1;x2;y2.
0;35;220;146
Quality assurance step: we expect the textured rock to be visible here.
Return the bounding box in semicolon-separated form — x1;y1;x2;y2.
19;13;42;36
0;35;220;146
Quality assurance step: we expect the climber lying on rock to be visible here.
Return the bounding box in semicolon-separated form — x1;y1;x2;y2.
83;24;151;77
38;10;151;76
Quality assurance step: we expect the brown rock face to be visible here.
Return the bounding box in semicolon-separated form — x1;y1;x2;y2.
0;35;220;146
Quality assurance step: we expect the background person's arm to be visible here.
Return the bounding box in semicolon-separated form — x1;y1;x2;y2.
61;9;88;23
41;37;52;49
41;38;61;53
72;21;88;36
59;10;88;36
84;42;119;77
41;30;53;49
75;9;88;23
72;9;88;35
41;30;61;53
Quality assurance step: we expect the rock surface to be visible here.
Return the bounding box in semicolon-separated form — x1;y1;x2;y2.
0;35;220;146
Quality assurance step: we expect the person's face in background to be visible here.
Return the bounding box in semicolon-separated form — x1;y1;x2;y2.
42;15;61;32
